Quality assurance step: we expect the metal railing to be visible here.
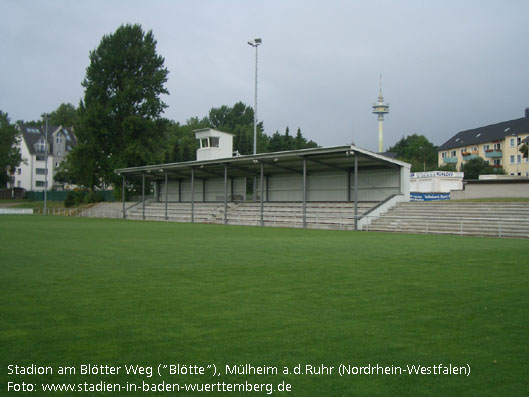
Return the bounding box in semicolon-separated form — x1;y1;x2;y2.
362;214;529;238
29;208;529;238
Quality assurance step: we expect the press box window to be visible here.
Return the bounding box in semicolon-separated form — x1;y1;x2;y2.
210;137;220;148
199;137;219;148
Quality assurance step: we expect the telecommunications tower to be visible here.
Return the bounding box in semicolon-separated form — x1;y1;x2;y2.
372;75;389;152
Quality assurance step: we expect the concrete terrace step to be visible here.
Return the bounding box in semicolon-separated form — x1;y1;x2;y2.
123;200;378;229
365;201;529;238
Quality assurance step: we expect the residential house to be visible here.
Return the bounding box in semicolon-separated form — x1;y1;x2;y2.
9;125;77;191
438;108;529;176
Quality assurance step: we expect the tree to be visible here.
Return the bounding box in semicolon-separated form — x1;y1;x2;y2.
70;23;169;189
165;101;321;164
387;134;438;172
48;103;78;126
437;163;457;172
294;127;317;150
0;111;23;187
206;102;267;154
460;157;502;180
268;131;283;152
520;142;528;159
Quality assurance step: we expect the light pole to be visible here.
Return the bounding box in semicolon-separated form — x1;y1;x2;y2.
41;113;49;215
248;38;261;200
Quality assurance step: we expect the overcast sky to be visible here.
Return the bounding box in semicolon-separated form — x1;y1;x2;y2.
2;0;529;151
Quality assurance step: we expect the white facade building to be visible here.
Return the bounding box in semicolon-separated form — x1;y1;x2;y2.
9;125;76;191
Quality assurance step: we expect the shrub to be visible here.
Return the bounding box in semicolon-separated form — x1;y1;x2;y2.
64;190;86;207
83;191;104;204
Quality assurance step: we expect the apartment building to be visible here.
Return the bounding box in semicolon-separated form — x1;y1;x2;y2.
438;108;529;176
9;125;76;191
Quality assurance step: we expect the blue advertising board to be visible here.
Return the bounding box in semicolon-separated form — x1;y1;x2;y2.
410;192;450;201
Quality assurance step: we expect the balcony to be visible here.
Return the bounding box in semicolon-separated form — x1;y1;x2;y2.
462;153;479;161
443;157;458;164
485;150;502;158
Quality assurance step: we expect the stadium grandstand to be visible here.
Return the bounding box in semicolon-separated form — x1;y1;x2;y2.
115;129;411;230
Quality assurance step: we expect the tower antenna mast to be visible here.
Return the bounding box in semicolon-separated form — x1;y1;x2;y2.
372;74;390;152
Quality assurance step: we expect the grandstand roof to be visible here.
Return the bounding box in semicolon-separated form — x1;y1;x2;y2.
115;145;410;180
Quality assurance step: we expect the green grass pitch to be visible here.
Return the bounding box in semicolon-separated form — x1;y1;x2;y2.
1;216;528;395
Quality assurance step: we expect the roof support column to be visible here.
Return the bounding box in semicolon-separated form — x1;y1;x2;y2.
178;179;182;202
142;172;145;220
260;162;264;226
164;171;168;221
303;157;307;228
230;177;234;202
122;174;126;219
224;164;228;225
253;177;257;202
354;154;358;231
191;168;195;223
347;169;351;202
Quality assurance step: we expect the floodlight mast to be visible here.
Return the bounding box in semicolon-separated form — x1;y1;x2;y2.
41;113;49;215
248;38;261;156
248;38;261;201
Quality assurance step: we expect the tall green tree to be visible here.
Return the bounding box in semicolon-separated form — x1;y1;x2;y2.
387;134;438;172
294;127;317;150
164;102;320;163
0;111;23;187
48;103;78;127
206;102;267;154
70;23;169;189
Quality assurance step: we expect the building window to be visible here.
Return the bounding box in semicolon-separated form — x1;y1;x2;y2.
17;181;21;188
210;137;220;148
36;181;46;187
36;155;45;161
56;135;63;144
483;144;489;151
510;155;515;164
55;162;60;167
451;150;456;157
36;168;47;175
517;155;522;163
493;143;501;150
517;137;522;145
509;138;515;147
17;168;21;175
37;140;46;152
441;152;447;158
494;159;501;166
